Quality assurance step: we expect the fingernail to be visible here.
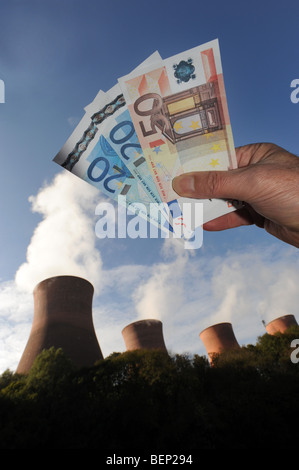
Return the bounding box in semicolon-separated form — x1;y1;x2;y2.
172;175;195;196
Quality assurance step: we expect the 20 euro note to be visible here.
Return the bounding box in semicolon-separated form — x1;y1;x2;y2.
99;83;175;227
53;91;171;234
118;39;240;230
81;52;166;217
53;52;173;235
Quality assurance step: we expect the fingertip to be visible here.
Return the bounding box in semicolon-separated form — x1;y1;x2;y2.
172;174;195;196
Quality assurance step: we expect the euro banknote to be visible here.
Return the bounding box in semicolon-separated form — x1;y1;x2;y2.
53;40;239;241
118;39;240;227
53;55;172;234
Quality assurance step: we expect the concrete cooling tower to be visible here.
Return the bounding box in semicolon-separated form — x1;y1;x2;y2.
199;322;240;363
122;319;168;353
16;275;103;374
266;314;298;335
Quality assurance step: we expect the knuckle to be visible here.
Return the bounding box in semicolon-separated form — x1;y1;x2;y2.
205;171;222;196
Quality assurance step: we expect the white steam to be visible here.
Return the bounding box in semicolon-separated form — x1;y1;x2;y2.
15;171;103;293
131;242;299;351
133;239;189;321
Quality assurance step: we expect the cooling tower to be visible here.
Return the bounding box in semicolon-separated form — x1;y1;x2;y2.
199;322;240;363
122;319;168;352
16;275;103;374
266;314;298;335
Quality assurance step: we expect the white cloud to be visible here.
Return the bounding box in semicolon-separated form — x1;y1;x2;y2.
129;241;299;356
133;242;188;321
93;303;134;357
14;171;103;294
0;280;33;371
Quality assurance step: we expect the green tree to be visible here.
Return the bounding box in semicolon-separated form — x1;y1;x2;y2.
0;334;299;449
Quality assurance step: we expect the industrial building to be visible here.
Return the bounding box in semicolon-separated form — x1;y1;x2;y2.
16;275;298;372
16;275;103;374
199;322;240;364
122;319;168;353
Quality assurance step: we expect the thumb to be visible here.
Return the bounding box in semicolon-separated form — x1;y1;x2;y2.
172;167;251;201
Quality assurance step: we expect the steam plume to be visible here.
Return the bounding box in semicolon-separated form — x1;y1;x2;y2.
15;171;103;293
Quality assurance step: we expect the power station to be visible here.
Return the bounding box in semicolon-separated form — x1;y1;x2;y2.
122;319;168;353
15;275;298;373
199;322;240;364
266;314;298;335
16;275;103;374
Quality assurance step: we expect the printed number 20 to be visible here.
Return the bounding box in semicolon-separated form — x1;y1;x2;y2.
87;156;126;194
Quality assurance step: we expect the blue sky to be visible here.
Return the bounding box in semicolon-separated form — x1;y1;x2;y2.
0;0;298;372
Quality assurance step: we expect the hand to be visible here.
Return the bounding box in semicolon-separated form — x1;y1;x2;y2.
172;143;299;248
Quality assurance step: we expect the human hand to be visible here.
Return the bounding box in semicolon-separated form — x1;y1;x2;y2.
172;143;299;248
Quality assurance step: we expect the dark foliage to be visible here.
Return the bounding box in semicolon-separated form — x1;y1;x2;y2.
0;327;299;449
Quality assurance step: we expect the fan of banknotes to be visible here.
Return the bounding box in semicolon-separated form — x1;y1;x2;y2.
53;39;239;245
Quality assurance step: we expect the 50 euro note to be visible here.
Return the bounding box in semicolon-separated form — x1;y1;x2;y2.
118;39;240;232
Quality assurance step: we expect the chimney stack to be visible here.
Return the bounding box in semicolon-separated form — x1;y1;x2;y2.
266;314;298;335
199;322;240;364
16;275;103;374
122;319;168;353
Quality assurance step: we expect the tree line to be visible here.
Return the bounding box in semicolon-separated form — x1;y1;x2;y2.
0;326;299;449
